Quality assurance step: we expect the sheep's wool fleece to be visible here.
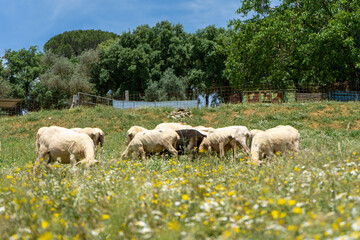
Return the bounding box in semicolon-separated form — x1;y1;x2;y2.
130;129;178;152
265;125;300;152
38;126;95;164
155;123;193;131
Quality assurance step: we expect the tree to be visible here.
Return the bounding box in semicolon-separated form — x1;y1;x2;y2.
44;30;119;58
225;0;360;89
2;46;43;99
188;25;229;89
0;79;12;98
145;68;187;101
92;21;192;97
93;44;151;97
0;60;11;98
40;51;93;95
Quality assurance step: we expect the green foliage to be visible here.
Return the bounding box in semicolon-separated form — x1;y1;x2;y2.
144;68;187;101
43;30;119;58
2;46;44;99
32;50;97;109
41;50;97;94
93;21;228;96
0;79;12;98
226;0;360;89
187;25;229;89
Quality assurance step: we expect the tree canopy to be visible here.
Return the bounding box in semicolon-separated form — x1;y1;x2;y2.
2;46;43;99
225;0;360;89
43;30;119;58
93;21;229;97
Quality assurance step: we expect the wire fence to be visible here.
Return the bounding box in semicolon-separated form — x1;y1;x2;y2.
1;83;359;116
78;83;359;110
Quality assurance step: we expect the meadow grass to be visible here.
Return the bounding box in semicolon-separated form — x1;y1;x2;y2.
0;102;360;239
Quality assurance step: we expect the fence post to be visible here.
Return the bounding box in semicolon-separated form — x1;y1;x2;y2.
197;89;199;108
125;90;129;101
70;94;79;108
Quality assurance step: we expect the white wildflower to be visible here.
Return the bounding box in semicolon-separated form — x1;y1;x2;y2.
351;219;360;231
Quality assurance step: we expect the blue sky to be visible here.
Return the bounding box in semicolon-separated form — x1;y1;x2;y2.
0;0;242;54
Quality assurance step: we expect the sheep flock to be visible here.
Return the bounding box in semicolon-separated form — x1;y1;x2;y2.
35;122;300;174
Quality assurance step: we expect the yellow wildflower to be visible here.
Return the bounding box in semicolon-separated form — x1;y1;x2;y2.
288;199;296;206
277;198;286;205
293;207;303;214
287;225;296;231
38;232;52;240
182;194;189;201
271;210;279;219
168;220;180;231
41;220;49;229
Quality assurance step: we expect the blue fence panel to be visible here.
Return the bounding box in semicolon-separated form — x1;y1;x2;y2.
329;91;360;101
113;100;198;109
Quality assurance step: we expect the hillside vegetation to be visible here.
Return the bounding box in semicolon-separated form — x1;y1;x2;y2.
0;102;360;239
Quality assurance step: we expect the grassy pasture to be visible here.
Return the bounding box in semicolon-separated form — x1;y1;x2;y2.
0;102;360;239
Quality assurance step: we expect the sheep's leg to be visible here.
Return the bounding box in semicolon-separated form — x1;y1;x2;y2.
139;146;146;160
165;144;178;159
99;146;104;160
185;137;196;154
219;142;224;160
231;139;237;162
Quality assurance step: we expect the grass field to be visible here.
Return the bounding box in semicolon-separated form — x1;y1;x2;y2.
0;102;360;239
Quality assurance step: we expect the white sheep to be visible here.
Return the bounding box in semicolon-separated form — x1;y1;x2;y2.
250;131;273;165
121;129;179;160
199;126;250;161
71;127;105;157
125;126;148;146
154;122;193;131
34;126;98;174
250;125;301;164
194;126;215;135
249;129;264;149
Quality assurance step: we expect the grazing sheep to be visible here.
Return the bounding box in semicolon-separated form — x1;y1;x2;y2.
35;126;49;155
121;129;179;160
199;126;251;161
270;125;301;152
250;131;273;165
249;129;264;150
250;125;301;164
71;127;105;156
175;129;207;155
194;126;215;135
34;126;98;174
155;122;193;131
125;126;148;146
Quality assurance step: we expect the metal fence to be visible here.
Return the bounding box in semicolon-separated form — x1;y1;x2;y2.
1;83;359;116
77;84;360;110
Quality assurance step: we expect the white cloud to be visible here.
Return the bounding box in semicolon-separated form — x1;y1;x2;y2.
45;0;86;20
